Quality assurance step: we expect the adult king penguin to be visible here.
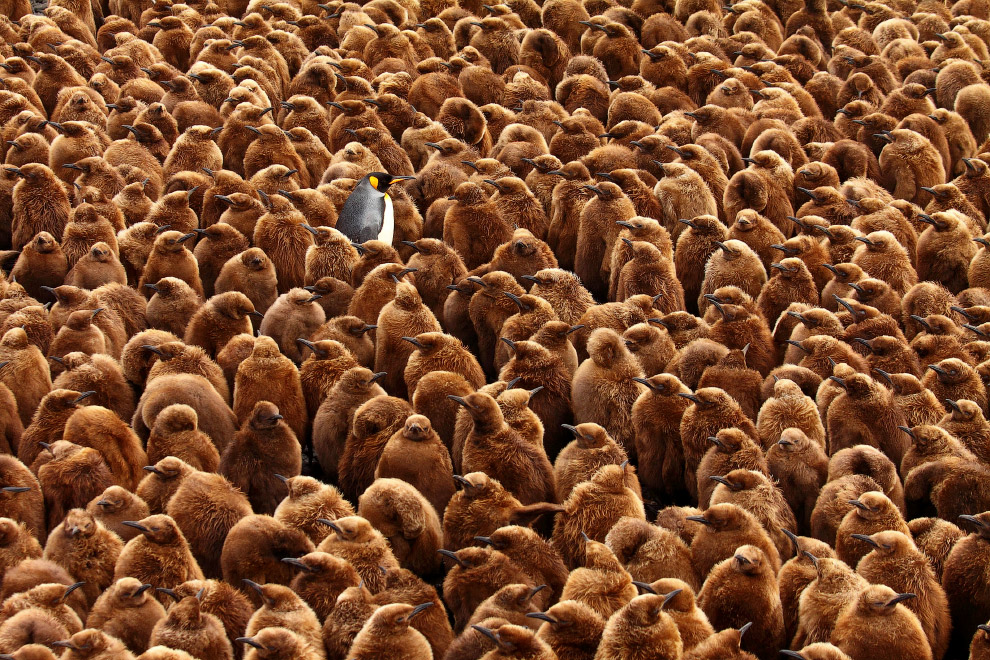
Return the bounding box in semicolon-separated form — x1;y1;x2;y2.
336;172;416;244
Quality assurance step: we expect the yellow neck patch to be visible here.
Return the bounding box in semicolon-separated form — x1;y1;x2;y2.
369;175;379;190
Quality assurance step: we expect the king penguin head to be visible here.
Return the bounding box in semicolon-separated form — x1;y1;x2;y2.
368;172;416;192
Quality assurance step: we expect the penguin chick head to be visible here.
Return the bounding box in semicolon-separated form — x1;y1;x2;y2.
854;584;916;617
29;231;59;254
847;491;896;521
775;427;813;452
52;630;117;655
401;414;432;441
946;398;981;422
564;422;611;449
320;515;376;543
62;509;97;539
94;485;136;515
142;457;192;484
731;544;767;576
247;401;283;430
121;514;181;544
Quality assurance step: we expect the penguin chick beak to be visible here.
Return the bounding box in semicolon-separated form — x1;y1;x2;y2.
236;638;265;650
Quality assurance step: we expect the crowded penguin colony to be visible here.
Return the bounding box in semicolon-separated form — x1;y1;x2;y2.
7;0;990;657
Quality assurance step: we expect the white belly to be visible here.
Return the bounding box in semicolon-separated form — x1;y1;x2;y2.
377;194;394;245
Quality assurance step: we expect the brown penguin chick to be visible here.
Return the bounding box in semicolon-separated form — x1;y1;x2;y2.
350;240;402;289
466;583;545;633
672;216;728;316
403;332;484;397
923;358;988;412
148;593;231;660
0;579;81;640
402;239;467;319
219;402;301;516
767;428;829;533
942;511;990;651
604;517;699;591
905;517;962;583
826;371;909;463
284;551;359;623
346;262;414;327
257;289;325;363
483;229;559;295
622;322;675;378
849;230;917;296
37;440;115;534
232;336;307;443
900;423;975;477
273;476;354;546
877;129;946;207
525;269;595;327
220;516;314;603
696;428;770;509
792;554;869;649
309;361;382;478
688;503;782;578
357;478;443;578
0;454;43;543
134;457;193;517
834;491;911;568
853;530;950;660
704;301;776;379
6;163;71;252
133;371;237;454
316;516;400;594
827;444;905;517
916;211;979;295
374;414;454;517
698;240;768;316
374;283;441;399
758;378;826;448
939;398;990;464
163;579;251;660
145;278;203;338
144;189;199;239
191;224;250;301
551;463;645;569
320;583;376;659
252;195;315;294
10;232;67;303
137;232;203;302
558;537;637;620
710;469;799;561
682;623;759;660
300;225;355;289
214;249;278;318
0;329;54;433
344;602;434;660
86;577;164;654
573;180;636;300
62;405;146;491
571;329;645;462
48;309;110;364
442;470;555;552
473;525;568;607
729;210;787;273
631;373;692;501
554;423;629;503
338;395;413;503
777;532;836;646
238;627;322;660
467;270;525;378
85;485;149;544
165;471;252;580
0;514;41;575
614;240;686;310
678;383;759;492
44;507;122;605
698;545;785;660
113;515;204;605
443;181;512;271
758;257;819;328
592;590;684;660
831;585;933;660
454;391;556;506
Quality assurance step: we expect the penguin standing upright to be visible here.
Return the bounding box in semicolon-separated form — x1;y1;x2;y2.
336;172;416;244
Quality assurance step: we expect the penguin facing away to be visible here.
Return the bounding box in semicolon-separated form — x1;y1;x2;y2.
337;172;416;244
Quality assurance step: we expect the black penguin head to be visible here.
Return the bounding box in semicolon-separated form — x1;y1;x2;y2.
367;172;415;191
